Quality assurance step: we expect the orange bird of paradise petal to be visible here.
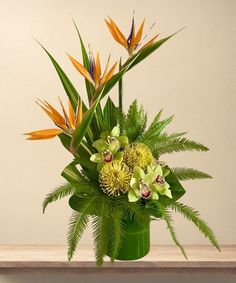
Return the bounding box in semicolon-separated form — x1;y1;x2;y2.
105;15;159;55
24;98;83;140
68;51;117;92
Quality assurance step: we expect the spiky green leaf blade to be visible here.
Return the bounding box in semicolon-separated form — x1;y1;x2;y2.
72;90;104;151
118;58;123;112
98;52;140;101
73;19;95;101
42;183;75;213
158;204;187;259
170;202;220;251
67;196;98;260
36;41;87;111
172;167;212;181
126;29;185;71
153;138;209;157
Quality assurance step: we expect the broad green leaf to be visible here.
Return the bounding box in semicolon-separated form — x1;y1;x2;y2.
61;161;84;183
158;167;186;206
36;41;87;112
102;97;118;130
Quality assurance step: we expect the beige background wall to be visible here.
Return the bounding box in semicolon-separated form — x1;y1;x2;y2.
0;0;235;247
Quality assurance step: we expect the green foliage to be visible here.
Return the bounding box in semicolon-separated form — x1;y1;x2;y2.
73;19;95;101
125;32;178;71
152;137;209;157
170;202;220;251
67;196;98;260
140;114;174;145
109;205;126;262
123;100;147;141
36;41;85;111
100;97;119;131
158;204;187;259
92;198;111;266
42;183;75;213
172;167;212;181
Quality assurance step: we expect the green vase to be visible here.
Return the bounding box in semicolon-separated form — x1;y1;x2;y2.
107;218;150;260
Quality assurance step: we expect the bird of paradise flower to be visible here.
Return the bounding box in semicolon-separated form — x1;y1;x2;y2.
24;98;83;140
105;14;158;56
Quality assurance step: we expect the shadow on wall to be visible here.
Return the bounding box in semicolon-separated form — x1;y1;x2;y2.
0;272;236;283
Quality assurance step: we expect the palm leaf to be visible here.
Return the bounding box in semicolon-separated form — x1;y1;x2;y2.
92;198;111;266
42;183;75;213
158;204;187;259
153;137;209;157
170;202;220;251
109;205;126;262
67;196;98;260
172;167;212;181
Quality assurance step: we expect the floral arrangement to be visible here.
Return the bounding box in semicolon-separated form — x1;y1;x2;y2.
25;15;220;266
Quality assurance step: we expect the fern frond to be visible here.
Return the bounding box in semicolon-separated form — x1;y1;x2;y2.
158;204;187;259
170;202;220;251
110;205;126;262
92;198;111;266
123;100;147;141
67;196;98;260
153;137;209;157
141;132;186;147
141;115;174;143
42;183;75;213
172;167;212;181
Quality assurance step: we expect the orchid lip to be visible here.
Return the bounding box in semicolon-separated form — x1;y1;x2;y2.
102;149;113;162
156;175;165;184
139;179;152;199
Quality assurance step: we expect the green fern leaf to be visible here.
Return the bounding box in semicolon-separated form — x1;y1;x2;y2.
170;202;220;251
172;167;212;181
110;205;126;262
125;202;150;225
92;198;111;266
142;132;186;147
141;115;174;144
67;196;98;260
153;137;209;157
123;100;147;141
42;183;75;213
158;204;187;259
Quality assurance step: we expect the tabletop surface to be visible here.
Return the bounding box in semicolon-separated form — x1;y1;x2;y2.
0;245;235;271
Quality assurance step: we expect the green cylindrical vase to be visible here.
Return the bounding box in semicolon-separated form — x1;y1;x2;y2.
107;218;150;260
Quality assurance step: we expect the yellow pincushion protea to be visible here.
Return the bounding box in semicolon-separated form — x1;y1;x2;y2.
123;142;153;170
99;161;131;197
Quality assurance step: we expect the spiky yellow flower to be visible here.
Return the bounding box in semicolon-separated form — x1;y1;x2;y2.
123;143;153;170
24;98;83;140
99;161;131;197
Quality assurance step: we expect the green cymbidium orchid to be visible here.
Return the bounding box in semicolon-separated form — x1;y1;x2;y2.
128;163;172;202
90;125;129;170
